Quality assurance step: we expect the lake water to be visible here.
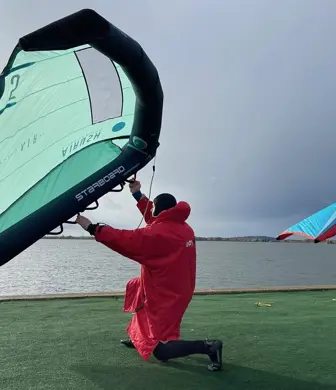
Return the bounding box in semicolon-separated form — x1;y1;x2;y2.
0;239;335;296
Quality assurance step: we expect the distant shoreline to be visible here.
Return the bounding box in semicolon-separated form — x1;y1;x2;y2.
1;285;336;301
42;235;336;244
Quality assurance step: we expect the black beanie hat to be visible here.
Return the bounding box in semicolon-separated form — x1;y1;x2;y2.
153;193;177;216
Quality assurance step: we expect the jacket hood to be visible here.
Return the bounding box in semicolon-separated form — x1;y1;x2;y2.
154;201;191;223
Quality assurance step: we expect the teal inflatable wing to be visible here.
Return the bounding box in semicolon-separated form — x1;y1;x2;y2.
0;9;163;266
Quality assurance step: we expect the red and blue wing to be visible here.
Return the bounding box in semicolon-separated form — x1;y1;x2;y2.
277;203;336;243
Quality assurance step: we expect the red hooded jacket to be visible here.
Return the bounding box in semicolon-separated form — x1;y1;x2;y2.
94;196;196;360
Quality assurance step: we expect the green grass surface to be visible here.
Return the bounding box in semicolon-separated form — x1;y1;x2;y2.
1;290;336;390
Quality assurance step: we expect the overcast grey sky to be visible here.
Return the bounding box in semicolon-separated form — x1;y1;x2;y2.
1;0;336;237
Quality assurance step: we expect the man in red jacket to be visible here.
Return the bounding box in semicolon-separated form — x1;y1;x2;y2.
76;180;223;371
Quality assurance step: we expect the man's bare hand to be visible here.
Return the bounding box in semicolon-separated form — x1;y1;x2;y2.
129;180;141;194
76;215;92;231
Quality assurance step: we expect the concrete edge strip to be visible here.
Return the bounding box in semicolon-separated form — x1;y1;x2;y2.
1;285;336;302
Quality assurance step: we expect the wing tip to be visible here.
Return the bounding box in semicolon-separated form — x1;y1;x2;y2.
276;232;291;241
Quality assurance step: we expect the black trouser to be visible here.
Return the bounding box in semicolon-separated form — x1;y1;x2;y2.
153;340;209;361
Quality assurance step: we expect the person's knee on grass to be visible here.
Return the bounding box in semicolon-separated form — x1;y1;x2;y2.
152;339;223;372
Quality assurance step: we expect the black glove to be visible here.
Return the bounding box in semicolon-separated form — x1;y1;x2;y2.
87;223;98;236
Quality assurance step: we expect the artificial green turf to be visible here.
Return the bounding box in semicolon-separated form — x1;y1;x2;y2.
1;290;336;390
